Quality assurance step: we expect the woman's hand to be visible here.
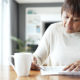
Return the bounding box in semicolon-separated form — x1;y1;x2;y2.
63;60;80;72
31;57;40;70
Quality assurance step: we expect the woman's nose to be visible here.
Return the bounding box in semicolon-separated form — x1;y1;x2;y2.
66;18;73;27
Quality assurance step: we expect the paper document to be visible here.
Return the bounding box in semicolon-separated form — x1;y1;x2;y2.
40;66;80;75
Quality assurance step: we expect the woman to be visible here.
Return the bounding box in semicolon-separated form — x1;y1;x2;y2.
31;0;80;72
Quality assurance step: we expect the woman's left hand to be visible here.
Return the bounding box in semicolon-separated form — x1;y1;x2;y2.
63;60;80;72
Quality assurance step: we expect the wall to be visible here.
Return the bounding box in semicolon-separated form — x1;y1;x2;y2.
10;0;19;54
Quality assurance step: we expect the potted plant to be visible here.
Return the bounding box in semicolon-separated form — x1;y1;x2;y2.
11;37;31;52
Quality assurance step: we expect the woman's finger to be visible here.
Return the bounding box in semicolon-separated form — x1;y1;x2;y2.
74;65;80;71
32;57;37;64
63;64;72;71
31;62;40;70
68;64;76;71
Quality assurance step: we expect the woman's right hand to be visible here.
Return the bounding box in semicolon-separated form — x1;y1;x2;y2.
31;57;40;70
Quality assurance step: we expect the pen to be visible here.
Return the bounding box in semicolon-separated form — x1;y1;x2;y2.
39;66;46;71
35;64;46;71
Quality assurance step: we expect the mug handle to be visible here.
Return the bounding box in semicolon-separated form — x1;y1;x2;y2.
8;55;15;70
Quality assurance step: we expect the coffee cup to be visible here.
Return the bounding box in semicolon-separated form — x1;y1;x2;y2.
9;52;33;76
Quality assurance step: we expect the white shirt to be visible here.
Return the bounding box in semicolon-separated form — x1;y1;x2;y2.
33;22;80;66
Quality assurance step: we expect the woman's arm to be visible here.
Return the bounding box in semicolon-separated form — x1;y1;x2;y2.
31;24;53;70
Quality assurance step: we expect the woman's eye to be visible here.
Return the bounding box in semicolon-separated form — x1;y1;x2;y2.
65;16;69;19
63;16;69;19
74;19;78;21
73;19;80;22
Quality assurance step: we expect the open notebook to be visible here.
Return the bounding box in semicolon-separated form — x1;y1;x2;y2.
40;66;80;76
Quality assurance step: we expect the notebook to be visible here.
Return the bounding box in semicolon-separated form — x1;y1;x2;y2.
40;66;80;76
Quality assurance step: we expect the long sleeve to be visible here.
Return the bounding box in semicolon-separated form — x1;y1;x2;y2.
33;25;52;65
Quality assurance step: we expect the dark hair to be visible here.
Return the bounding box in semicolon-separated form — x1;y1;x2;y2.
61;0;80;17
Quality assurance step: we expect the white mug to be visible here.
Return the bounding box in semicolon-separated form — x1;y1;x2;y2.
9;52;33;76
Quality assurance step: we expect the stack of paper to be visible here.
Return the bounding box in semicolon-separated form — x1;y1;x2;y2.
40;66;80;76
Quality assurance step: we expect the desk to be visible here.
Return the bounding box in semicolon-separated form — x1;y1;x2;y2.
0;65;80;80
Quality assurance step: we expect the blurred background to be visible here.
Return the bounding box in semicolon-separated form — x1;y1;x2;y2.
0;0;64;65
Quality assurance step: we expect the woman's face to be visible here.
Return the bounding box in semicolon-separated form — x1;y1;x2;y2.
62;11;80;33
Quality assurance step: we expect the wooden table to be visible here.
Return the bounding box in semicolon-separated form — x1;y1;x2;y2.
0;65;80;80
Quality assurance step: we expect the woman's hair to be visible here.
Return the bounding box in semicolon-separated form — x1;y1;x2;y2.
61;0;80;17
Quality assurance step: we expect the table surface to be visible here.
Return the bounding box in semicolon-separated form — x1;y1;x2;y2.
0;65;80;80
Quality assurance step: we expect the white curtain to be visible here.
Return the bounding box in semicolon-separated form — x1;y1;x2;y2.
0;0;2;64
0;0;11;65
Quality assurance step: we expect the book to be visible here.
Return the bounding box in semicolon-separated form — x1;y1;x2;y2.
40;66;80;76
